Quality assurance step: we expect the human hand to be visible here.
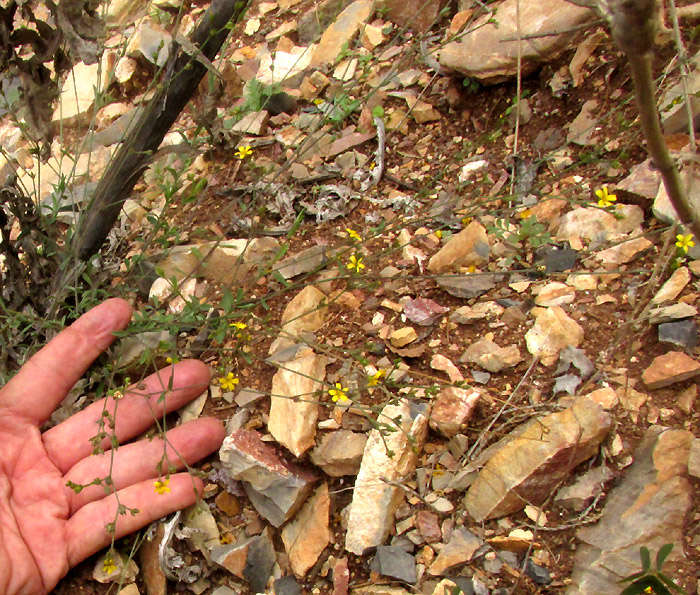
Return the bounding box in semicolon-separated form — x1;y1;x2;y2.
0;298;225;595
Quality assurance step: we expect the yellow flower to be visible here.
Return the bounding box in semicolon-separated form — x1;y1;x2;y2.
518;209;532;219
218;372;240;391
368;369;385;386
102;553;117;575
347;254;365;273
230;321;247;330
165;356;179;364
435;230;443;239
154;478;171;495
461;216;472;226
346;228;362;242
595;186;617;208
467;265;476;274
235;145;253;160
329;382;349;403
676;233;695;254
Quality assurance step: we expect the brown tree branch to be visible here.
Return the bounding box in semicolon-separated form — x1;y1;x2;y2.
73;0;251;261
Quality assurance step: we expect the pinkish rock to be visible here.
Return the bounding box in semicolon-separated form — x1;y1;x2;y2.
429;387;480;437
415;511;442;543
376;0;444;33
219;429;317;527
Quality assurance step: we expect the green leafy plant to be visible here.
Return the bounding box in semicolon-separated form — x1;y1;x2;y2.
618;544;686;595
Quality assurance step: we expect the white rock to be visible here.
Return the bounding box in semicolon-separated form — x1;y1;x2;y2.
345;400;430;554
268;349;327;457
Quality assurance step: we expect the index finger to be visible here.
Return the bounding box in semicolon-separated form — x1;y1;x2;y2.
0;298;132;424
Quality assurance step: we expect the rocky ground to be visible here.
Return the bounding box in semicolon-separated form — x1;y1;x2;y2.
5;0;700;594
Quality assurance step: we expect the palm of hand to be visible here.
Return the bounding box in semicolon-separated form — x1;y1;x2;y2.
0;422;72;595
0;300;225;595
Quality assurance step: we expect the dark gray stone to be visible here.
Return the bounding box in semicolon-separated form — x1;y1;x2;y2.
274;575;302;595
525;558;552;585
538;246;578;273
371;545;417;583
244;531;276;593
659;319;698;351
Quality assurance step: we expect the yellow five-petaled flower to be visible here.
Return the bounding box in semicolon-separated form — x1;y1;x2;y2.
368;369;385;386
347;254;365;273
218;372;240;391
154;478;171;495
102;553;117;575
595;186;617;208
346;228;362;242
329;382;349;403
235;145;253;160
230;321;247;330
676;233;695;254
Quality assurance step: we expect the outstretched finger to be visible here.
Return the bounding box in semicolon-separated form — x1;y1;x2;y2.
0;298;132;424
65;472;203;568
43;360;212;473
65;417;225;513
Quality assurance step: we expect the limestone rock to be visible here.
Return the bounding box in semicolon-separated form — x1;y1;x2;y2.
651;266;690;304
311;0;374;67
568;428;692;594
436;272;496;298
390;326;418;347
567;99;599;146
310;430;367;476
257;47;314;85
427;527;482;575
440;0;596;83
555;465;614;511
269;349;328;457
595;236;653;267
429;387;480;437
525;306;584;366
53;58;110;121
414;511;441;543
534;282;576;307
126;22;172;66
298;0;354;44
156;238;279;286
464;397;612;521
642;351;700;389
277;245;329;279
345;400;430;554
281;484;331;577
555;207;619;244
231;110;269;135
269;286;328;354
376;0;443;33
649;302;698;323
212;527;276;592
462;336;522;372
427;220;490;273
219;429;317;527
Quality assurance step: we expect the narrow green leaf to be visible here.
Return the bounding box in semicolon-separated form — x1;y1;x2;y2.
286;208;306;239
640;547;651;572
656;543;673;570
